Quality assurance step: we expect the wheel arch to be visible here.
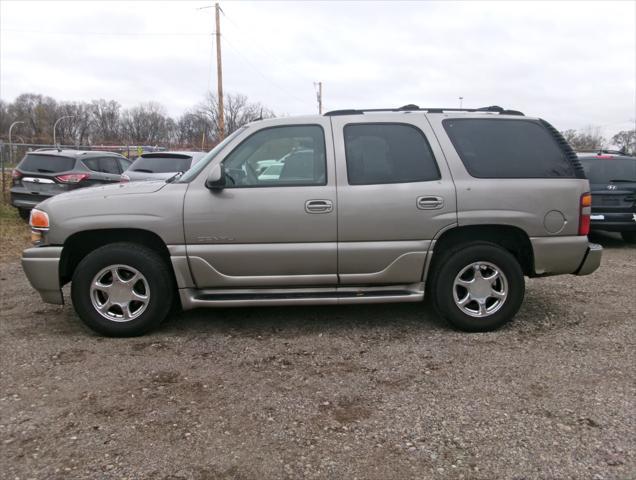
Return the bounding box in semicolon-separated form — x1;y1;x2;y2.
59;228;172;286
426;224;535;280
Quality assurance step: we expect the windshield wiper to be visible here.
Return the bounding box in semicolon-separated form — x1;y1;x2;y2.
133;168;154;173
36;168;54;173
609;179;636;183
165;171;184;183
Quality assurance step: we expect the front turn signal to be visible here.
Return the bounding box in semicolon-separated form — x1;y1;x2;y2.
30;209;50;230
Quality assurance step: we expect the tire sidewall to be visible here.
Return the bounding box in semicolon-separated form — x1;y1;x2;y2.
71;243;173;336
433;243;525;332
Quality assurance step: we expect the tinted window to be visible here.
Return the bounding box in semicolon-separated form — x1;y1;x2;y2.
118;157;132;171
100;157;121;174
222;125;326;187
443;119;575;178
83;157;121;174
580;158;636;183
344;123;440;185
19;154;76;173
130;156;192;173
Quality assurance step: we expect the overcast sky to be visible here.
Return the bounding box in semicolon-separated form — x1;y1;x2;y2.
1;0;635;135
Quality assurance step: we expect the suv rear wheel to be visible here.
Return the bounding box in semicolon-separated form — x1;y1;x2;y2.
430;242;525;332
71;242;174;336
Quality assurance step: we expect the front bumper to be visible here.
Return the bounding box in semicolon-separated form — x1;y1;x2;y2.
22;246;64;304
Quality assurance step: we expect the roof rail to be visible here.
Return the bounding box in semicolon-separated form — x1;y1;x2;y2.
324;104;524;116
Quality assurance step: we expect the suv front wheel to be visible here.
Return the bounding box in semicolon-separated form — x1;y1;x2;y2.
71;242;174;336
430;242;525;332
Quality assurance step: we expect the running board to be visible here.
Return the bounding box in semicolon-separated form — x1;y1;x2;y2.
179;284;424;310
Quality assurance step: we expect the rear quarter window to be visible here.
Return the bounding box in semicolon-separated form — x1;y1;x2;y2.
443;118;577;178
18;154;76;173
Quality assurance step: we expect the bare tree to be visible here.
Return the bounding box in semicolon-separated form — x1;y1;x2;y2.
611;129;636;155
90;99;121;143
197;92;274;145
1;91;275;149
560;126;605;152
120;102;169;145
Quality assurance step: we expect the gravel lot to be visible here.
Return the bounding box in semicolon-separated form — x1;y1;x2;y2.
1;232;634;480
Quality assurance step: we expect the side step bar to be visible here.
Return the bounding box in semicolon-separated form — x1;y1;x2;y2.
179;284;424;310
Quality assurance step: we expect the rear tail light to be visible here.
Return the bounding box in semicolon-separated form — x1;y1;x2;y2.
120;174;130;183
11;169;22;185
579;192;591;236
55;173;90;183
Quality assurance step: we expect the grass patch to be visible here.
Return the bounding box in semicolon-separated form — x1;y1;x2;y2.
0;202;31;262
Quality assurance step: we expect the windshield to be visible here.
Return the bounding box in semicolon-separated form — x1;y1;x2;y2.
178;127;247;183
580;158;636;184
130;156;192;173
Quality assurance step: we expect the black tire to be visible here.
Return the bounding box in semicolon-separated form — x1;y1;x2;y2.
71;242;174;337
429;242;525;332
18;208;30;221
621;231;636;244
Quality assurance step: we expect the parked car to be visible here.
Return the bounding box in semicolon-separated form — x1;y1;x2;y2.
10;150;131;220
257;162;284;180
578;152;636;243
122;151;206;182
22;105;601;337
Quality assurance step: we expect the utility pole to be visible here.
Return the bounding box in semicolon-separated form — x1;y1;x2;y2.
215;2;225;140
314;81;323;115
459;96;464;109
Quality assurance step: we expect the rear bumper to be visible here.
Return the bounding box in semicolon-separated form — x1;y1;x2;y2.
530;236;602;276
574;243;602;276
21;246;64;304
10;191;52;209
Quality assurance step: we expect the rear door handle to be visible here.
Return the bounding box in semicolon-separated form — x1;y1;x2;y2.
305;199;333;214
417;196;444;210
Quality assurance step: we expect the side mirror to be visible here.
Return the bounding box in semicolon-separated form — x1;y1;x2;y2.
205;164;226;190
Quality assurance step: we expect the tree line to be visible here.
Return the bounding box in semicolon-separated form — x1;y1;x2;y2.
0;92;274;149
561;126;635;155
1;93;634;155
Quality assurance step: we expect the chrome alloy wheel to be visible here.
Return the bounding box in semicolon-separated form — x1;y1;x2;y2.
90;265;149;322
452;261;508;318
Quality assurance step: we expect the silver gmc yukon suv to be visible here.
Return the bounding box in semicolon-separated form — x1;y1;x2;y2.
22;105;602;336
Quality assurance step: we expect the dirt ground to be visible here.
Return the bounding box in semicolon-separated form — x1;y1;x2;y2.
0;230;634;480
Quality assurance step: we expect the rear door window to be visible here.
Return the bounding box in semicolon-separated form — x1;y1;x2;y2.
443;118;576;178
344;123;440;185
19;154;76;173
83;157;121;174
100;157;121;174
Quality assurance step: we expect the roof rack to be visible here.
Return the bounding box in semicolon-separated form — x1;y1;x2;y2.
324;104;524;116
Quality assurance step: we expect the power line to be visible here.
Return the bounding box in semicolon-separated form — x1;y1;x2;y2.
1;28;211;37
220;34;307;105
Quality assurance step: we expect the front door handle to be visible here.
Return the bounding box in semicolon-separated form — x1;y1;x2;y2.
305;199;333;214
417;196;444;210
